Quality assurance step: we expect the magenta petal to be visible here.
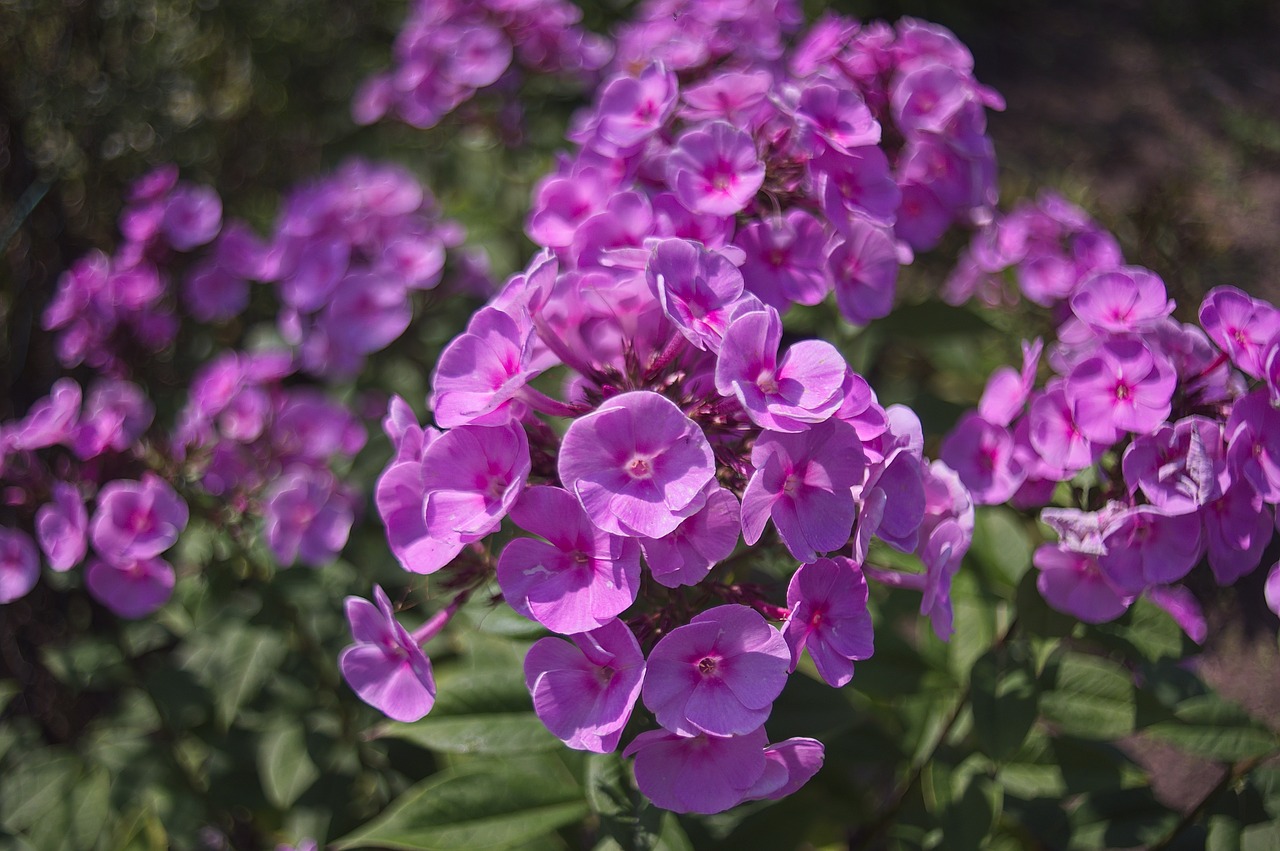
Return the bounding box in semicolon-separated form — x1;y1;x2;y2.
346;597;388;644
0;529;40;604
85;556;175;619
339;644;435;722
625;727;768;814
748;738;825;801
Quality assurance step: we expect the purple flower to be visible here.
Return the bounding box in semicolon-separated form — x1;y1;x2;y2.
715;308;846;432
623;725;768;815
645;238;744;351
813;147;900;228
736;210;830;310
1026;382;1104;478
1070;266;1173;333
1266;562;1280;619
639;487;740;588
162;184;222;251
1065;338;1175;442
939;413;1027;506
497;486;641;634
1034;544;1132;624
1203;481;1273;586
559;391;715;539
747;737;826;803
35;482;87;572
263;467;355;568
1121;417;1226;515
741;419;865;563
1225;390;1280;502
919;518;968;640
977;338;1042;428
891;61;971;135
85;556;175;618
431;306;543;428
1098;506;1203;595
183;260;250;323
594;63;679;150
1199;285;1280;379
665;121;764;216
783;557;874;687
829;217;900;326
642;604;790;737
796;82;879;154
0;528;40;604
339;586;436;722
8;378;81;451
90;474;189;565
523;619;645;752
73;378;154;459
377;421;530;574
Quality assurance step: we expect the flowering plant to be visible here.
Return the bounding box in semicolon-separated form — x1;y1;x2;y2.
2;0;1279;848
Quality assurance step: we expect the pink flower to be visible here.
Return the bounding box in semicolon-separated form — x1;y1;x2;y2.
0;528;40;604
497;486;641;634
783;557;874;687
642;605;790;737
741;419;865;563
523;619;645;752
558;391;715;538
85;556;175;618
665;121;764;217
339;586;436;722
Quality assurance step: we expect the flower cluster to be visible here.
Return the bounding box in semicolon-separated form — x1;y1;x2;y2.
44;160;471;382
338;8;1008;815
943;190;1124;308
5;157;460;615
173;348;364;568
262;160;468;378
0;377;188;616
608;0;803;76
352;0;610;129
942;225;1280;630
529;15;1002;328
352;244;975;815
43;165;213;374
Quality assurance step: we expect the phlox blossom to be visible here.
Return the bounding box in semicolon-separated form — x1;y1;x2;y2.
523;619;645;752
339;586;436;723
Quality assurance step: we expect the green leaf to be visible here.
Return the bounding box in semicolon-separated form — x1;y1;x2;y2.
1067;787;1177;850
939;772;1001;851
184;623;286;729
0;750;79;832
380;713;557;755
970;508;1033;589
1145;695;1280;762
591;813;692;851
331;763;587;851
1040;653;1136;740
970;649;1039;763
586;753;666;851
258;723;321;809
374;668;557;755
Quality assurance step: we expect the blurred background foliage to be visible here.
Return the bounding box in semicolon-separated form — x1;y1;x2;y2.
2;0;1280;849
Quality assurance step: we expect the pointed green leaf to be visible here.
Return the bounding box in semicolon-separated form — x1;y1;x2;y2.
184;624;286;729
331;764;587;851
379;713;557;755
1040;653;1136;739
971;649;1039;762
586;752;668;851
1145;695;1280;762
259;724;321;809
